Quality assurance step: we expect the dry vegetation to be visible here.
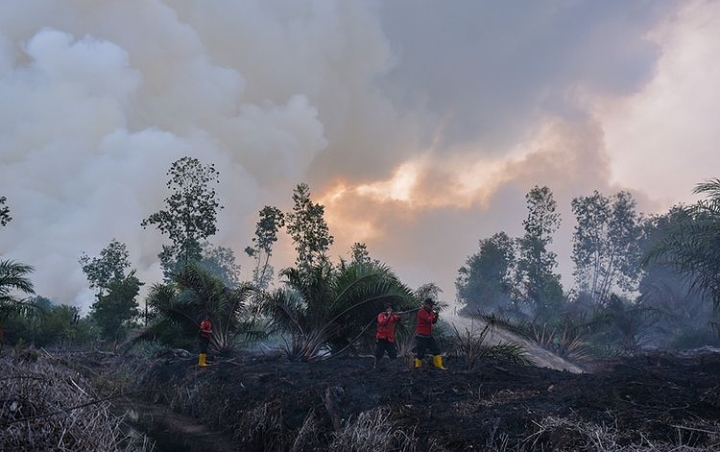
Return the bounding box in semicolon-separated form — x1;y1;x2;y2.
4;345;720;452
0;348;153;452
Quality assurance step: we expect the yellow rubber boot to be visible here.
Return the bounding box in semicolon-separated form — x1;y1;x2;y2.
433;355;446;370
414;358;422;369
198;353;207;367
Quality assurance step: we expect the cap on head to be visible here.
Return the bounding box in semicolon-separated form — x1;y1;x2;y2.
384;301;393;309
423;298;435;306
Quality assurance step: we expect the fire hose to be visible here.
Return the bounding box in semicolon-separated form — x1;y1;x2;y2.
320;306;427;361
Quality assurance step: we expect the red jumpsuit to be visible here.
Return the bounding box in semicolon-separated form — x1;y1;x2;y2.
375;312;400;361
415;307;440;359
199;319;212;353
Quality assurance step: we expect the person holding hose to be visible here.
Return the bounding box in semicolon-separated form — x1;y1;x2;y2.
414;298;446;370
374;302;401;369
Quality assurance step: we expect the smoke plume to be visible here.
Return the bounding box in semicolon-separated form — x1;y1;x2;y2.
1;1;719;311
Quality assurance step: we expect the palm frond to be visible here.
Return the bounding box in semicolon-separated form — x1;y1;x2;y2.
482;342;533;365
265;262;416;361
692;178;720;198
0;260;35;297
641;181;720;310
452;322;532;368
262;288;308;335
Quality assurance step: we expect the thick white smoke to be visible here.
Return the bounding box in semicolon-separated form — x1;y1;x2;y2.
0;1;351;309
1;1;719;312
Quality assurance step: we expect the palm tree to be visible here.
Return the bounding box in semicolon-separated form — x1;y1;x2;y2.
263;261;416;361
135;263;262;354
0;260;34;302
647;178;720;309
0;260;35;351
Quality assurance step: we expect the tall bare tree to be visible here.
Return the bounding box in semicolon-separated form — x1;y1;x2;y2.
79;239;141;342
571;190;642;305
286;183;334;275
456;232;516;316
200;242;241;287
79;238;131;296
142;157;223;278
245;206;285;290
515;186;564;322
0;196;10;227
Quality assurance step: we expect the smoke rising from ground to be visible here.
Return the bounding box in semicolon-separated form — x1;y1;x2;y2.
1;1;719;311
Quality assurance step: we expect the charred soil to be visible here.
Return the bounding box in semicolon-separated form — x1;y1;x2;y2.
134;352;720;451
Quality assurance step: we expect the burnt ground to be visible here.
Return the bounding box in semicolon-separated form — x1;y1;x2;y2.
130;351;720;452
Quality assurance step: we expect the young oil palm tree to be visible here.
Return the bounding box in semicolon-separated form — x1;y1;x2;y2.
0;260;35;351
0;260;34;303
0;260;35;317
451;321;531;370
471;309;599;363
134;263;262;354
263;261;416;361
647;178;720;309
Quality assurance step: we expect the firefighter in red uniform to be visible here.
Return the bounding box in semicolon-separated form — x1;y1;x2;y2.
414;298;446;370
198;313;213;367
374;302;401;368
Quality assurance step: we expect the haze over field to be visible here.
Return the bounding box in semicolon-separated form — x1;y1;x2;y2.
2;0;720;311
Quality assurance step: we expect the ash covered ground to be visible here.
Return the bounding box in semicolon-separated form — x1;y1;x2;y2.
134;350;720;451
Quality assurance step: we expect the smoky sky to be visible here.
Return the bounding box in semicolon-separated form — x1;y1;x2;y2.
378;0;677;151
1;0;718;311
